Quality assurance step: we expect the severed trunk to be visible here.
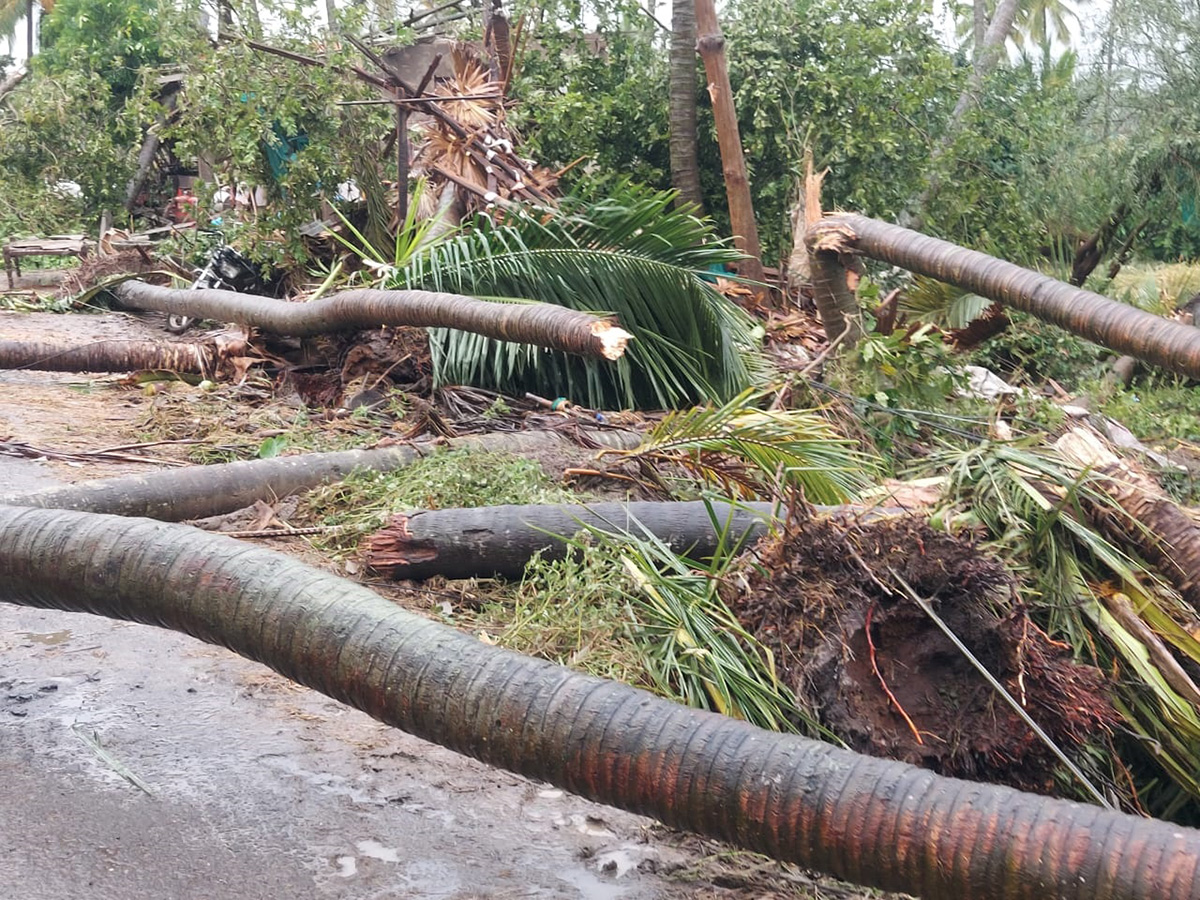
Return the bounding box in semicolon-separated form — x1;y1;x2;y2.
0;430;641;522
805;218;864;346
367;500;779;579
668;0;704;212
693;0;765;286
810;214;1200;379
112;282;631;360
0;336;238;377
1056;428;1200;612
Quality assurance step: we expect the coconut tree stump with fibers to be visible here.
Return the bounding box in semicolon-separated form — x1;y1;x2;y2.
112;282;631;361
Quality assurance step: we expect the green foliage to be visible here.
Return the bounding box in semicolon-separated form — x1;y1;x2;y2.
723;0;956;258
968;311;1107;388
37;0;179;101
1101;379;1200;446
840;322;967;410
0;69;132;235
465;545;646;685
299;448;586;555
617;387;872;503
583;510;816;733
899;275;994;330
507;0;670;192
923;56;1091;263
396;183;762;410
161;25;393;268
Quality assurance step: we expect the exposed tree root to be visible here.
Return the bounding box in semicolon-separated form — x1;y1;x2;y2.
728;514;1120;797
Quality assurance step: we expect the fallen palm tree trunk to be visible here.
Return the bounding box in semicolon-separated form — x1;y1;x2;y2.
367;500;780;579
0;429;640;522
113;282;631;360
366;500;899;580
0;338;226;376
1;506;1196;900
808;214;1200;378
1056;427;1200;610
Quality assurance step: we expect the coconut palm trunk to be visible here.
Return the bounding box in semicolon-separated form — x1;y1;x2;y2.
3;505;1199;900
0;430;641;522
808;213;1200;378
668;0;704;211
112;282;631;361
0;337;221;376
1056;428;1200;611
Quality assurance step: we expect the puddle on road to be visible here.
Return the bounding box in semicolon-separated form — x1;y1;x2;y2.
557;866;632;900
355;839;400;863
18;630;72;645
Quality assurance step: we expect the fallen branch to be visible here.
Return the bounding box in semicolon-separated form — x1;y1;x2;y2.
0;429;641;521
113;281;631;360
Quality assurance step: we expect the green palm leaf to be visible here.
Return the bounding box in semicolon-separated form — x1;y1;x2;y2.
393;183;765;409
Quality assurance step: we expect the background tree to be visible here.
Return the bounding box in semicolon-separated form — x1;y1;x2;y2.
668;0;703;211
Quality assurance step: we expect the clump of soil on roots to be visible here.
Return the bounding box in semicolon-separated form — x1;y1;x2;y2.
729;514;1118;796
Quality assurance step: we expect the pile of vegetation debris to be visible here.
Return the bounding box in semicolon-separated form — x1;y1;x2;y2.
728;514;1119;796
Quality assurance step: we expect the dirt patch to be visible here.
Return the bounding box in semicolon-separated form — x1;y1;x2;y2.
729;514;1119;796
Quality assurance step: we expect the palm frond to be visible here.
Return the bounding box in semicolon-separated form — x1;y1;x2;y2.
394;184;764;409
928;440;1200;818
567;504;824;735
899;275;994;330
614;388;874;504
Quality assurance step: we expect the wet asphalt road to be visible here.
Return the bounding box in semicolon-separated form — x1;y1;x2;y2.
0;601;675;900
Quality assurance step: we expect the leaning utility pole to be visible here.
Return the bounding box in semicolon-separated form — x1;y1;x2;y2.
693;0;766;287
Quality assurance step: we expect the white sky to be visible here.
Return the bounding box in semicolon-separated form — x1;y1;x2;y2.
5;0;1113;69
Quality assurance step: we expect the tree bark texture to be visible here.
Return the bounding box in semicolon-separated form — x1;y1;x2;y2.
366;500;897;580
805;219;864;346
0;338;217;376
668;0;704;211
1;506;1197;900
693;0;765;284
0;429;642;522
367;499;780;579
1055;428;1200;611
814;214;1200;379
112;282;632;361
